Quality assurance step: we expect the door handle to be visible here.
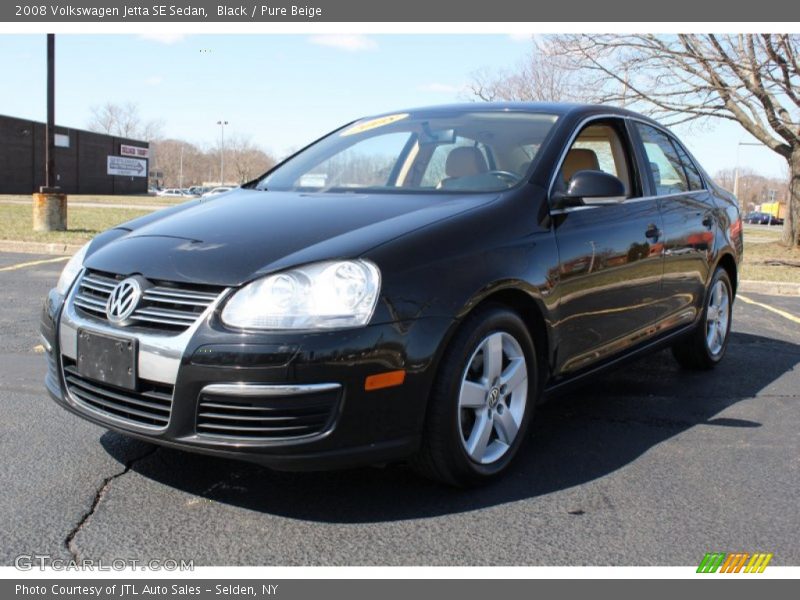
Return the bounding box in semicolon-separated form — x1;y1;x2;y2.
645;224;661;240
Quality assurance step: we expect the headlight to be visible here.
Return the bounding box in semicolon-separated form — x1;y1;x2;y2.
55;241;90;295
221;260;381;330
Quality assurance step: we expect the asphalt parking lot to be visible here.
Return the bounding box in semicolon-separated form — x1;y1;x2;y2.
0;251;798;566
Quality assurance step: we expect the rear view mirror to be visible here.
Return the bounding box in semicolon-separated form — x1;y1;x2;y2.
420;124;457;145
556;170;627;207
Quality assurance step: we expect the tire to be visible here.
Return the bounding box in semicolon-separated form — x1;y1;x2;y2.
412;305;538;487
671;267;733;370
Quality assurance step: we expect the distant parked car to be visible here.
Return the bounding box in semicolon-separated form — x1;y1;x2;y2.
189;186;209;196
201;186;236;197
744;211;783;225
156;188;186;197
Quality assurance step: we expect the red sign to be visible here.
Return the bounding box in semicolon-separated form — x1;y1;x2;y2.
120;144;149;159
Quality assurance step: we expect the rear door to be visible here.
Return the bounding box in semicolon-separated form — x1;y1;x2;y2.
632;122;715;326
550;117;665;375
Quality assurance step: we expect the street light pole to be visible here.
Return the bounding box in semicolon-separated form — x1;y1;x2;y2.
217;120;228;185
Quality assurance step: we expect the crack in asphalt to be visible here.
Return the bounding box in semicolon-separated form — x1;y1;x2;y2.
64;446;158;561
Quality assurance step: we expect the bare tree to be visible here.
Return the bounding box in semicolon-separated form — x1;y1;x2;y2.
547;34;800;247
150;139;214;188
468;40;584;103
714;167;789;211
87;101;164;141
214;134;276;184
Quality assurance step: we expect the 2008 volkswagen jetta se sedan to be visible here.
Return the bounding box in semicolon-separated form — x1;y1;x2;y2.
41;103;742;486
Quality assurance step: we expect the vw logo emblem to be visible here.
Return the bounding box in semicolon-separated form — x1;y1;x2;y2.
106;277;142;324
488;387;500;408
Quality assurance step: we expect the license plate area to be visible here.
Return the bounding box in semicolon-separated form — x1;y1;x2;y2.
77;329;137;390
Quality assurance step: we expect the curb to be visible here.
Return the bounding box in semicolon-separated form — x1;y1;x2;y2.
0;240;83;256
739;280;800;297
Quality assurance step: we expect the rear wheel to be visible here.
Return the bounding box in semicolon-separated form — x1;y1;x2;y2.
412;305;537;487
672;267;733;370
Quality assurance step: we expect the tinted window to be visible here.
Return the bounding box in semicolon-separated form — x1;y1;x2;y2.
635;123;689;196
673;142;704;191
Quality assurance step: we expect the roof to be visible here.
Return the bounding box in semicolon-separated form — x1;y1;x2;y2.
367;102;661;125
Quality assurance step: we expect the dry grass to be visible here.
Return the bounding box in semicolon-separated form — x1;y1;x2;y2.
0;193;185;208
741;224;800;283
0;204;151;244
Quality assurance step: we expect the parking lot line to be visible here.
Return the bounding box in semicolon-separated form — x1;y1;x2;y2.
738;294;800;325
0;255;69;272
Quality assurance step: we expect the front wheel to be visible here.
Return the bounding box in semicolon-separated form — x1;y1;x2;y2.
672;267;733;370
412;305;537;487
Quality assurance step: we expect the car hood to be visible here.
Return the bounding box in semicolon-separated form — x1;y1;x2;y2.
84;188;496;286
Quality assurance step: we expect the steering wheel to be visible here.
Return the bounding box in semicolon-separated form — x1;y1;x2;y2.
487;170;522;184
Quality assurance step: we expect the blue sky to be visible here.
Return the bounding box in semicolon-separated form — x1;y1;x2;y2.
0;33;787;178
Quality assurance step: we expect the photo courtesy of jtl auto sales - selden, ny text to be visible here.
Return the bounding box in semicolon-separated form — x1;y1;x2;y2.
0;1;798;598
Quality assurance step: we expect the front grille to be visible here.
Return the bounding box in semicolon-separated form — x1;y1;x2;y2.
196;388;340;440
73;270;223;332
62;358;173;429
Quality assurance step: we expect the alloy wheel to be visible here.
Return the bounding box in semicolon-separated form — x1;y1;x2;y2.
705;279;730;356
457;331;528;465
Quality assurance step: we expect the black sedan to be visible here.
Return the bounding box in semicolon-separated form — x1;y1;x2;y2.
744;211;783;226
41;103;742;486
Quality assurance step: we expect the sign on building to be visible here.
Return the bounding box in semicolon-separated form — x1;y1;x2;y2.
107;155;147;177
120;144;149;159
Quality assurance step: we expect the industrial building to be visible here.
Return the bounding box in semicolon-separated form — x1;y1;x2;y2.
0;114;149;195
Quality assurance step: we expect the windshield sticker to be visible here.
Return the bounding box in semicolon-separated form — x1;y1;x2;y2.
341;113;409;136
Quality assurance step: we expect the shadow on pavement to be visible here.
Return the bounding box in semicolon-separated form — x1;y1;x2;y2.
103;331;800;523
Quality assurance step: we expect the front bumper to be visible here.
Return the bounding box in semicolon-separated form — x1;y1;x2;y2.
41;282;453;471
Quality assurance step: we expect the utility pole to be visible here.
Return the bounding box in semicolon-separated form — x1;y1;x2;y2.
45;34;55;191
33;33;67;232
217;120;228;185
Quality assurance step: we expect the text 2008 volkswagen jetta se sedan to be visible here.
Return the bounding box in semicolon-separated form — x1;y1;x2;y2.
41;103;742;486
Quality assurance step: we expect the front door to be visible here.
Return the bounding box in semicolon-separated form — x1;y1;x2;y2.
551;118;665;375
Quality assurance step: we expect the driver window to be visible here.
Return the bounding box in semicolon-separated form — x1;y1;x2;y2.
560;122;635;197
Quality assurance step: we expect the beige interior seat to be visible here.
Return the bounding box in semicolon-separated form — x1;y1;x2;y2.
445;147;489;179
562;148;600;183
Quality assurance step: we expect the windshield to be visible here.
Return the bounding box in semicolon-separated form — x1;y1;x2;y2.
256;111;559;194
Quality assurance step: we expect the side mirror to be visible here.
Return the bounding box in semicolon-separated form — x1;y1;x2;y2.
555;170;627;207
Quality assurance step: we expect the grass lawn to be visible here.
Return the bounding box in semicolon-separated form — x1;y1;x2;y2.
0;203;151;244
741;224;800;283
0;194;185;208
